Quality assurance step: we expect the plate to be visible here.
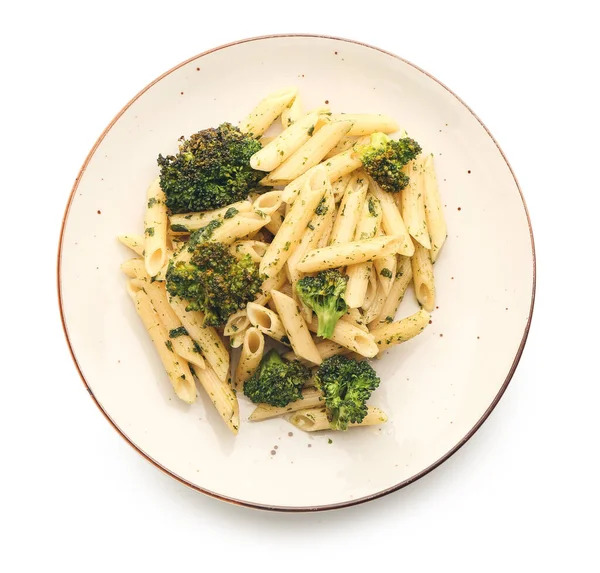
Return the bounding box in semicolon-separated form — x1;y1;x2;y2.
58;34;535;511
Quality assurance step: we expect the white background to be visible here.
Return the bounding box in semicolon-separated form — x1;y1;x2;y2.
2;1;599;571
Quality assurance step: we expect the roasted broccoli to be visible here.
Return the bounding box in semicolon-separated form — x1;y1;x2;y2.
165;241;262;327
356;132;422;193
243;349;311;407
315;355;381;431
157;122;263;213
296;269;348;339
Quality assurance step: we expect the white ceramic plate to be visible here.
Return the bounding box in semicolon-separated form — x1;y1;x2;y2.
58;35;535;511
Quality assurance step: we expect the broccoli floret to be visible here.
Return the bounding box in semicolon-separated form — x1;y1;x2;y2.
157;122;263;213
296;269;348;339
166;241;262;327
243;349;311;407
356;132;422;193
315;355;380;431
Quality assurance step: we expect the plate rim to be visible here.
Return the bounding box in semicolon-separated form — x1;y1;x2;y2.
56;33;537;512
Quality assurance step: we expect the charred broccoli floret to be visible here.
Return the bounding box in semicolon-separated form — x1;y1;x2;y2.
356;132;421;193
165;241;262;327
315;355;380;431
243;349;311;407
296;269;348;339
157;122;263;213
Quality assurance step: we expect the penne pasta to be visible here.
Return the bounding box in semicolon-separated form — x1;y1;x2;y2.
191;364;239;435
327;113;399;136
239;86;298;137
411;241;435;312
121;258;148;280
144;178;169;277
422;154;447;262
371;308;430;352
224;309;250;337
369;255;413;327
344;194;382;308
401;159;431;249
263;119;354;184
168;200;253;233
210;210;271;244
229;240;269;263
297;235;403;273
128;287;196;404
283;339;351;364
307;316;378;358
251;110;324;171
168;296;230;382
324;136;358;159
329;171;369;245
234;327;265;390
373;240;397;297
362;281;386;324
368;178;414;256
280;94;304;128
288;406;387;432
281;147;363;204
135;279;205;370
249;387;324;421
260;166;328;278
252;190;283;216
341;307;369;333
271;290;322;365
118;234;145;256
331;173;353;203
246;302;291;346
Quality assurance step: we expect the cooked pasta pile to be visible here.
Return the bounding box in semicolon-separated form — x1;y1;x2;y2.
118;87;447;435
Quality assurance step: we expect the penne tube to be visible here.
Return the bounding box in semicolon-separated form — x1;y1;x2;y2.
373;240;397;297
246;302;291;346
210;211;271;244
129;288;196;404
331;173;353;203
297;235;403;273
118;234;145;256
234;327;264;390
191;364;239;435
370;255;413;327
264;203;285;236
281;148;363;203
252;190;283;216
144;178;169;277
229;330;247;349
136;280;205;370
340;308;369;333
223;309;250;337
412;241;435;312
422;154;447;262
239;86;298;137
249;387;324;421
280;95;304;128
329;171;369;246
362;269;379;311
229;240;269;263
344;194;382;308
168;296;230;382
262;119;354;184
260;166;328;278
153;247;174;281
254;272;287;307
369;178;414;256
327;113;399;136
401;159;431;249
307;317;378;358
169;200;252;233
324;136;358;159
271;290;322;365
121;258;148;280
283;339;351;364
288;406;387;432
362;281;386;324
371;308;430;352
251;110;323;171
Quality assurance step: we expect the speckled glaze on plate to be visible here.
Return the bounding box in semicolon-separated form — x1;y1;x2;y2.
58;35;535;511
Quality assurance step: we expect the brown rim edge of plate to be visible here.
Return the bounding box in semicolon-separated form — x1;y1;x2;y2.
57;33;537;513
